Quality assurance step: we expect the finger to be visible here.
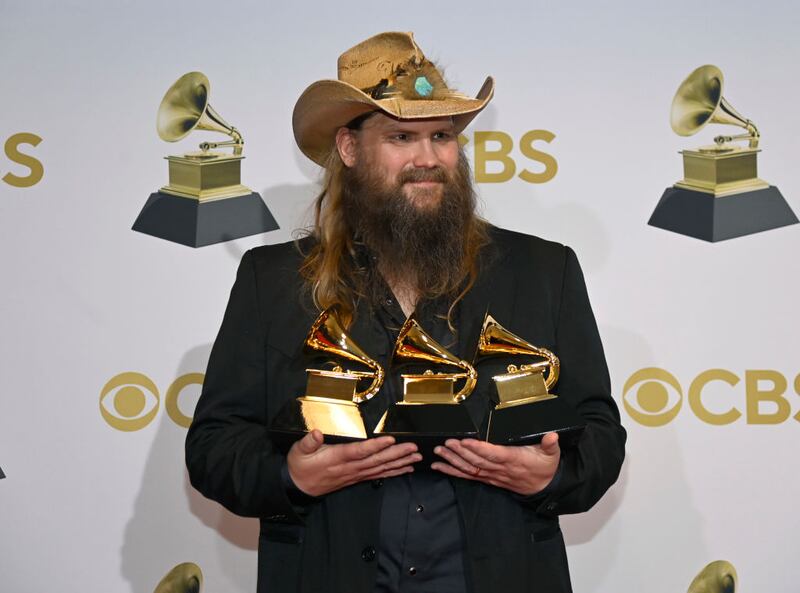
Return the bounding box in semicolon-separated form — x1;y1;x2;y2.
376;466;415;479
294;429;324;455
443;440;504;473
430;461;474;480
431;462;512;490
338;436;398;462
538;432;560;457
434;444;484;476
430;461;499;484
353;443;420;472
458;439;512;465
360;452;422;479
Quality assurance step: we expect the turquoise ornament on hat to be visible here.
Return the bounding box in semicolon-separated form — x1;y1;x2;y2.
414;76;434;97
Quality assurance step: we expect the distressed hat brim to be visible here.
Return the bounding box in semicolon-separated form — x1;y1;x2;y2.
293;76;494;166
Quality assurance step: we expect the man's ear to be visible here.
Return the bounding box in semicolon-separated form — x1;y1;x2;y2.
335;127;358;167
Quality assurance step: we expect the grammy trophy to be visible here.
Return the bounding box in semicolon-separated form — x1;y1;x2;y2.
475;314;585;447
374;316;479;459
269;309;384;450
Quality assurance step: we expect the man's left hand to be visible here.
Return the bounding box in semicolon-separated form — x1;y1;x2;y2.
431;433;560;496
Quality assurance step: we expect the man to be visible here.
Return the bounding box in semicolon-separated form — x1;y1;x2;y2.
186;31;626;593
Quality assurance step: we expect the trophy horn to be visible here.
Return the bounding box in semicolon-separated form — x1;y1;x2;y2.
670;65;759;148
306;309;385;404
157;71;244;155
476;314;559;391
393;317;477;401
153;562;203;593
687;560;737;593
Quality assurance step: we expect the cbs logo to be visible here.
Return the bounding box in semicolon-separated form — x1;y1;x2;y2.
100;372;204;431
3;133;44;188
623;367;800;427
459;130;558;184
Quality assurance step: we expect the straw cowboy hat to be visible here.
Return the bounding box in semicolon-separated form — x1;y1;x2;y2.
293;31;494;165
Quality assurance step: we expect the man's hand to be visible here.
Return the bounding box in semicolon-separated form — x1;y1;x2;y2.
287;430;422;497
431;432;561;496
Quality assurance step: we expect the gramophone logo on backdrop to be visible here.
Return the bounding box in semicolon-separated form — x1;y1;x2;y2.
132;72;279;248
649;65;798;242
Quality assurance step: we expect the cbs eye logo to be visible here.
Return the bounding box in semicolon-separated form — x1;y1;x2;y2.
623;368;683;427
100;372;204;431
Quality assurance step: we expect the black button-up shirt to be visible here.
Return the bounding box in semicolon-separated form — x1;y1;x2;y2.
281;286;469;592
371;294;467;593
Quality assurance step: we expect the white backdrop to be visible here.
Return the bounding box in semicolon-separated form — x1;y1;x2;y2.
2;1;799;592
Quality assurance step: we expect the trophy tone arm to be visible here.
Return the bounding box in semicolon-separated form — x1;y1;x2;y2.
199;126;244;155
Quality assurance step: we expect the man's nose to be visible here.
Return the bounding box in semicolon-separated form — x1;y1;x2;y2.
411;139;439;168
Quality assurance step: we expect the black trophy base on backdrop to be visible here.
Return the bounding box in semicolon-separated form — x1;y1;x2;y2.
268;397;368;454
486;396;586;448
132;191;279;247
648;186;797;242
374;404;479;466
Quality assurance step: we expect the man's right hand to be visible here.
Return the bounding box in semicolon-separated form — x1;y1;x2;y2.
287;430;421;497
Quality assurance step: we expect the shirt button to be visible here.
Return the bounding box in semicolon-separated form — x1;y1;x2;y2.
545;502;558;512
416;504;424;513
361;546;376;562
386;298;394;306
371;479;383;489
408;567;417;576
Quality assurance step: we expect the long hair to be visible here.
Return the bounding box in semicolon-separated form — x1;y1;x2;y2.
298;148;489;328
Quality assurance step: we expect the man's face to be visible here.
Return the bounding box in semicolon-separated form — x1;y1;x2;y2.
341;114;460;210
337;112;478;297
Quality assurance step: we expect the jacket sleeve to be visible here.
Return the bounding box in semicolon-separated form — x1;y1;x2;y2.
532;246;626;517
185;249;304;523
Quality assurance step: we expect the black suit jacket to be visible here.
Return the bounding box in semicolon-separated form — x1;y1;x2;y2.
186;226;626;593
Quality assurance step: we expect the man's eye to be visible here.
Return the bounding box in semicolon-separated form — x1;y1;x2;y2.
433;131;454;140
392;134;408;141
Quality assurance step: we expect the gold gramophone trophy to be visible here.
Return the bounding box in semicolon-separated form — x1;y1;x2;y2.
269;310;385;449
475;314;585;446
132;71;278;247
649;64;797;241
374;317;479;453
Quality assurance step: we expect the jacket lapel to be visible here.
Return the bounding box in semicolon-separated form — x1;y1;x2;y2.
455;238;517;427
452;234;517;531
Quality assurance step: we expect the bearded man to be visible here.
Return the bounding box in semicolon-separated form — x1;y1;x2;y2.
186;32;626;593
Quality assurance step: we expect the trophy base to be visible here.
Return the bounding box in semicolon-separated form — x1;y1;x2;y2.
648;185;797;242
132;191;279;247
374;404;479;466
163;153;249;200
268;397;368;453
677;147;767;197
486;397;586;447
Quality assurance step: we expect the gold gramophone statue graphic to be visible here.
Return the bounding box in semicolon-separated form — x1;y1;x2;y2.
687;560;738;593
475;314;585;446
269;309;385;449
132;71;278;247
649;64;797;241
153;562;203;593
374;317;479;449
